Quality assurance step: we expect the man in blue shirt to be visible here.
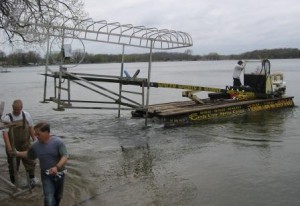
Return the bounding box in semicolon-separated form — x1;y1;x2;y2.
17;122;68;206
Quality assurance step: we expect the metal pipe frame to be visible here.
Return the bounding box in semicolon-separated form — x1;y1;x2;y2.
34;17;193;125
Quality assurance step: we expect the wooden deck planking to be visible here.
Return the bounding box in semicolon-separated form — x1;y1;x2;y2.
149;100;231;116
147;101;195;113
147;97;293;117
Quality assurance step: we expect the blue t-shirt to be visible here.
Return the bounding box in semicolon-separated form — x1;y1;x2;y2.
28;135;68;171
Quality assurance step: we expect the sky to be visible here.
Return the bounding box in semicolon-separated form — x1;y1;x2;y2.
82;0;300;55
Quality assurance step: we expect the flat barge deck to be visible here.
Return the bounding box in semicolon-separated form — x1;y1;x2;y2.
133;96;294;126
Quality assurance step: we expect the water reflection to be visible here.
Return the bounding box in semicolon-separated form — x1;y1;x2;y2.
224;108;294;141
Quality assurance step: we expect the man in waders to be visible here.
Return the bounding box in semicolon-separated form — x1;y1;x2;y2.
2;99;39;187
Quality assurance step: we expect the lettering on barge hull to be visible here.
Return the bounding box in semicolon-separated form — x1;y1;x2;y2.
163;98;294;126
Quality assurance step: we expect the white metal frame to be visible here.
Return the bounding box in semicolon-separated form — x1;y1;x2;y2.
38;18;193;125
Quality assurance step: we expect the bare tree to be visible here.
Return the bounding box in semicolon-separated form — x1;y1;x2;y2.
0;0;87;45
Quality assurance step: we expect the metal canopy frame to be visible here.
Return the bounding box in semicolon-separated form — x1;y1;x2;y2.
40;18;193;126
38;18;193;49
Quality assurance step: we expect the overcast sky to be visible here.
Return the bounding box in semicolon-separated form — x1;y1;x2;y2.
83;0;300;55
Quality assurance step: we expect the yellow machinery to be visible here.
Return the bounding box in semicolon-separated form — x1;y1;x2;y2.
149;59;286;104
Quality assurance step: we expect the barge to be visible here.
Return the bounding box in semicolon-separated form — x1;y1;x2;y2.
132;59;294;126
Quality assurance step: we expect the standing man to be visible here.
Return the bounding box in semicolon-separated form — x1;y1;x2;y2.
233;60;245;87
2;99;38;186
17;121;68;206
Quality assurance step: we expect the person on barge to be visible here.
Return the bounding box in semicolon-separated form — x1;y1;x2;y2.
233;60;245;87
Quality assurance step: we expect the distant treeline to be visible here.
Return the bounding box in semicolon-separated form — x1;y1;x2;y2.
81;48;300;63
1;48;300;66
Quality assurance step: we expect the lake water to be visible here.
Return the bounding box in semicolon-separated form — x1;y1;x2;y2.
0;59;299;206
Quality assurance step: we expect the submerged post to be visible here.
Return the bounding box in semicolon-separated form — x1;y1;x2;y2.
42;28;50;103
55;30;65;111
145;40;153;126
118;45;126;117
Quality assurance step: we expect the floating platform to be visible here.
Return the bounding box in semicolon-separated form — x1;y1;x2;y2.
132;96;294;126
132;59;295;126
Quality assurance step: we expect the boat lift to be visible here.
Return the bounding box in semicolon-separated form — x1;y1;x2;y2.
39;18;193;125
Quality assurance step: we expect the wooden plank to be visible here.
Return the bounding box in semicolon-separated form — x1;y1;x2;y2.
148;100;231;116
146;97;294;117
147;101;196;113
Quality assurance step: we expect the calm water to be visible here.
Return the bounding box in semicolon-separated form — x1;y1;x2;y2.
0;60;299;206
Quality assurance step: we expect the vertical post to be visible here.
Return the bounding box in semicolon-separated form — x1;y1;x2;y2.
118;45;125;117
54;77;57;99
57;71;62;110
142;82;145;106
56;31;65;111
42;28;50;103
67;77;71;106
145;40;153;126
